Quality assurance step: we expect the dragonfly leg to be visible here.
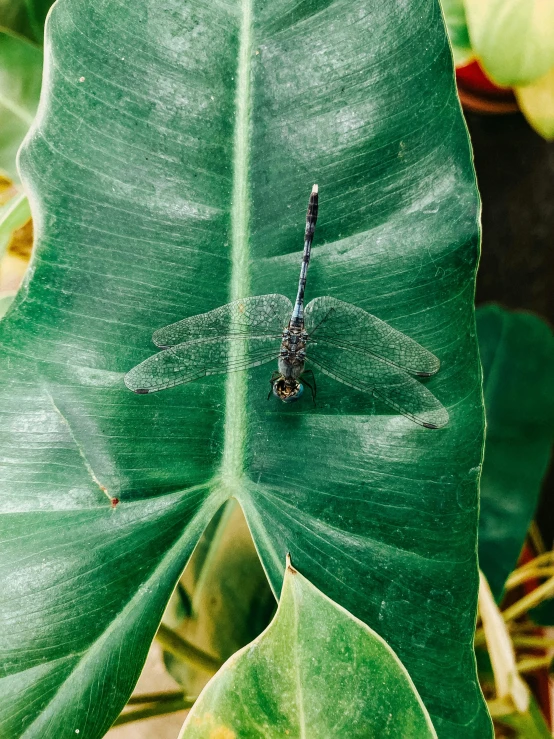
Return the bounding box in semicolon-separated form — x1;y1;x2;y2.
267;370;282;400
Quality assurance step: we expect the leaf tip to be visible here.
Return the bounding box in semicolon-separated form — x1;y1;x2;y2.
285;553;297;574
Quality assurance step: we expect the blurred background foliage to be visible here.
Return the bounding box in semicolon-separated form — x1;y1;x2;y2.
1;0;553;736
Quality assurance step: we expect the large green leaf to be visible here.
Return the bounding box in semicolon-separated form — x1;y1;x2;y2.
180;559;438;738
0;0;490;737
477;305;554;600
0;30;42;180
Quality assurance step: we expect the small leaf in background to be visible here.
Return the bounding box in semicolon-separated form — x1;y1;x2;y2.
0;189;31;258
477;305;554;600
440;0;473;67
463;0;554;87
498;697;554;739
0;293;14;318
0;185;33;301
162;500;275;697
0;0;54;45
516;67;554;142
180;560;438;739
0;31;42;181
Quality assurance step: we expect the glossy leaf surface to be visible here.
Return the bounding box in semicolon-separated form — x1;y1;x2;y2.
0;0;489;737
477;305;554;600
0;31;42;180
180;561;437;738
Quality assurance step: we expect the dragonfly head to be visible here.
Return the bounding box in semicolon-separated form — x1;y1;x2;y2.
272;376;303;403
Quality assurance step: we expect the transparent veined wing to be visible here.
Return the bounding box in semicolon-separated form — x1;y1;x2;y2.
152;294;292;348
306;341;449;429
304;296;440;377
125;336;281;394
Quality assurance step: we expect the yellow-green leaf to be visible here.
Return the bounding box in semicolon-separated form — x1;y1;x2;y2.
516;66;554;141
464;0;554;86
180;560;438;739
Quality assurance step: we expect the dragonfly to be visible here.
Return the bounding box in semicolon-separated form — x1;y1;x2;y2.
125;185;448;429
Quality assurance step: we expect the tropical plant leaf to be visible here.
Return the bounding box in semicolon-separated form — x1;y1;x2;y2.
463;0;554;87
0;30;42;180
180;559;438;738
0;0;490;737
477;305;554;600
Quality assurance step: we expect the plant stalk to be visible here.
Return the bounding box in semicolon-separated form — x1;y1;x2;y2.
127;690;187;705
113;698;195;727
156;622;222;674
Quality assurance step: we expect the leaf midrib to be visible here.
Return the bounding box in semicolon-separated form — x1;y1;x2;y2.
219;0;253;489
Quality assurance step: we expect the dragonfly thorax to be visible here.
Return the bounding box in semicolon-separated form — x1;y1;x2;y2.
278;325;307;382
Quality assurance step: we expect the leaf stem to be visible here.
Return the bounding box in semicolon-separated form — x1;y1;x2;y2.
528;523;546;556
513;551;554;573
505;567;554;590
502;575;554;623
127;690;187;705
477;571;530;712
475;574;554;645
156;623;222;674
113;698;195;727
516;655;553;674
511;635;554;649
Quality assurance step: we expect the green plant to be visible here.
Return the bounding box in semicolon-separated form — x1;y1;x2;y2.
0;0;492;737
441;0;554;139
475;305;554;736
477;305;554;600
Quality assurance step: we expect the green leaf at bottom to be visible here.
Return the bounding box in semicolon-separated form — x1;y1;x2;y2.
180;559;437;739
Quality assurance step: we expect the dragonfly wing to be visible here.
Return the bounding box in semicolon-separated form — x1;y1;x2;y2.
304;296;440;377
152;294;293;348
307;341;449;429
125;337;281;394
